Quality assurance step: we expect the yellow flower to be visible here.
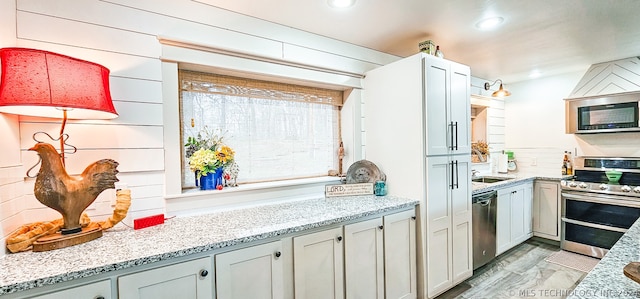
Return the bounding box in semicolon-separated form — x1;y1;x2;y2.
216;145;235;164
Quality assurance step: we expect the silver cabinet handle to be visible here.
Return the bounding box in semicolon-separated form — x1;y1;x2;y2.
454;121;459;151
454;160;459;189
449;121;455;150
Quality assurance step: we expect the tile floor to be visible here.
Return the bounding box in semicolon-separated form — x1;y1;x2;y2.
436;239;589;299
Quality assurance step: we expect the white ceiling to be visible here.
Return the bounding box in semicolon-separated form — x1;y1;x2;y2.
200;0;640;84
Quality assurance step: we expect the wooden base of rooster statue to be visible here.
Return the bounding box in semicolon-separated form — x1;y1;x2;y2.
28;142;120;251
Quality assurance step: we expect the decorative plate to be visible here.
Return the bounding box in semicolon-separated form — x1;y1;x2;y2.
345;160;386;184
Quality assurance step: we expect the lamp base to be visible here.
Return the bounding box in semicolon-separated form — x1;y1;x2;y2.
32;227;102;252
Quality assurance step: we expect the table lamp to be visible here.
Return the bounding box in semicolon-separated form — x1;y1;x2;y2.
0;47;120;251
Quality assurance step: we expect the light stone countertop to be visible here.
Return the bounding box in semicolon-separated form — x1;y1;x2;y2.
471;172;571;194
567;211;640;298
0;195;418;296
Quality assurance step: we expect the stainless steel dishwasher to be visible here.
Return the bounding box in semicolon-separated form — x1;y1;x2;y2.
472;189;497;270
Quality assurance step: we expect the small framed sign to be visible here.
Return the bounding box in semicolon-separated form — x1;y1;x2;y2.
325;183;374;197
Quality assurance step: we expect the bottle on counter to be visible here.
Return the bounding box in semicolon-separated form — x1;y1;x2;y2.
566;151;573;175
562;151;568;175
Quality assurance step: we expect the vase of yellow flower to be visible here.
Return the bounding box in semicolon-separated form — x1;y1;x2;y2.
185;127;235;190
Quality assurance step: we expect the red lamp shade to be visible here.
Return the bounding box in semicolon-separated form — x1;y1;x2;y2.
0;47;117;119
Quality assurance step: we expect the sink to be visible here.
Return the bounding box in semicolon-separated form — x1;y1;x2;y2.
472;176;514;183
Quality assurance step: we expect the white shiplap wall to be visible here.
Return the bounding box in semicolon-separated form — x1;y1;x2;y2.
0;0;19;259
0;0;399;253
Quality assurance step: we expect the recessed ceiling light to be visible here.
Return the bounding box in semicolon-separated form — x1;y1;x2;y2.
475;17;504;30
327;0;356;8
529;70;542;78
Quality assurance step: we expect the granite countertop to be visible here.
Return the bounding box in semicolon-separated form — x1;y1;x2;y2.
568;217;640;299
471;172;570;194
0;195;418;296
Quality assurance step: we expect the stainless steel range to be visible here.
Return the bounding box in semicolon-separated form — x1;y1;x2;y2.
560;157;640;259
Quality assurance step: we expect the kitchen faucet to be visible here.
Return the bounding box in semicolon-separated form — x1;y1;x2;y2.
471;169;480;177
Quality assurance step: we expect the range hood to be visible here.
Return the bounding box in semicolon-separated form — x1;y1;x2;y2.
567;57;640;99
565;57;640;134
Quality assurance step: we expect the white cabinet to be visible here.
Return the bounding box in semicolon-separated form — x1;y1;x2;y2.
29;280;111;299
364;52;471;299
343;210;417;299
425;155;472;298
215;240;285;299
533;180;561;241
293;227;344;299
118;257;213;299
383;210;417;299
424;56;472;156
344;218;384;299
496;181;533;255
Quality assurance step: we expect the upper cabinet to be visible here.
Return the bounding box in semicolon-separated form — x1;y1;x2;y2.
423;56;471;156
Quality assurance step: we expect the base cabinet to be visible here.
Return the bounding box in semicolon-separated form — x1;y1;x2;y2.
383;210;417;299
29;280;111;299
343;211;417;299
215;240;285;299
118;257;213;299
344;218;384;299
293;227;344;299
496;181;533;255
533;180;561;241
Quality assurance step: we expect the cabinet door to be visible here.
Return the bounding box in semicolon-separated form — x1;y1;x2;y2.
496;187;513;255
215;240;284;299
425;156;452;297
450;156;472;284
424;57;471;156
424;56;450;156
344;218;384;299
293;227;344;299
510;187;526;243
118;257;213;299
511;183;533;245
533;181;560;240
384;210;417;299
30;280;111;299
523;183;533;238
448;61;471;154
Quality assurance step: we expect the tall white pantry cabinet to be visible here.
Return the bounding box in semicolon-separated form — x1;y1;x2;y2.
364;53;473;299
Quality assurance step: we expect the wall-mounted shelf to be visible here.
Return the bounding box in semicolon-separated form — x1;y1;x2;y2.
471;94;492;107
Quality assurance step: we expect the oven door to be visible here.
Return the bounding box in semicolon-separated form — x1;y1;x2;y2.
561;191;640;258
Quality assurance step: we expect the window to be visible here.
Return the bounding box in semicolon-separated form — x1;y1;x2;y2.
179;70;344;189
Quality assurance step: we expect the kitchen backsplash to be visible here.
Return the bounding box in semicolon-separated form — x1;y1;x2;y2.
0;165;24;258
497;147;567;176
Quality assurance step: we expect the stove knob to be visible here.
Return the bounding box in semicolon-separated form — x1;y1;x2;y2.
569;181;578;188
578;182;588;189
599;184;609;191
634;187;640;193
622;185;632;192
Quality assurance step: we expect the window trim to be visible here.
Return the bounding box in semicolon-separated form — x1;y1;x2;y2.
161;39;363;211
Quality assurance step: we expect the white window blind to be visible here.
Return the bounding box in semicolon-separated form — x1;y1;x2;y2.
179;70;343;188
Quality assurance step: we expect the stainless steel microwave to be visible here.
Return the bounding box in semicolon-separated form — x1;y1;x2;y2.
565;93;640;134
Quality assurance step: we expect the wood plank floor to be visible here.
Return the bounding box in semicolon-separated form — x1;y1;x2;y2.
435;239;588;299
